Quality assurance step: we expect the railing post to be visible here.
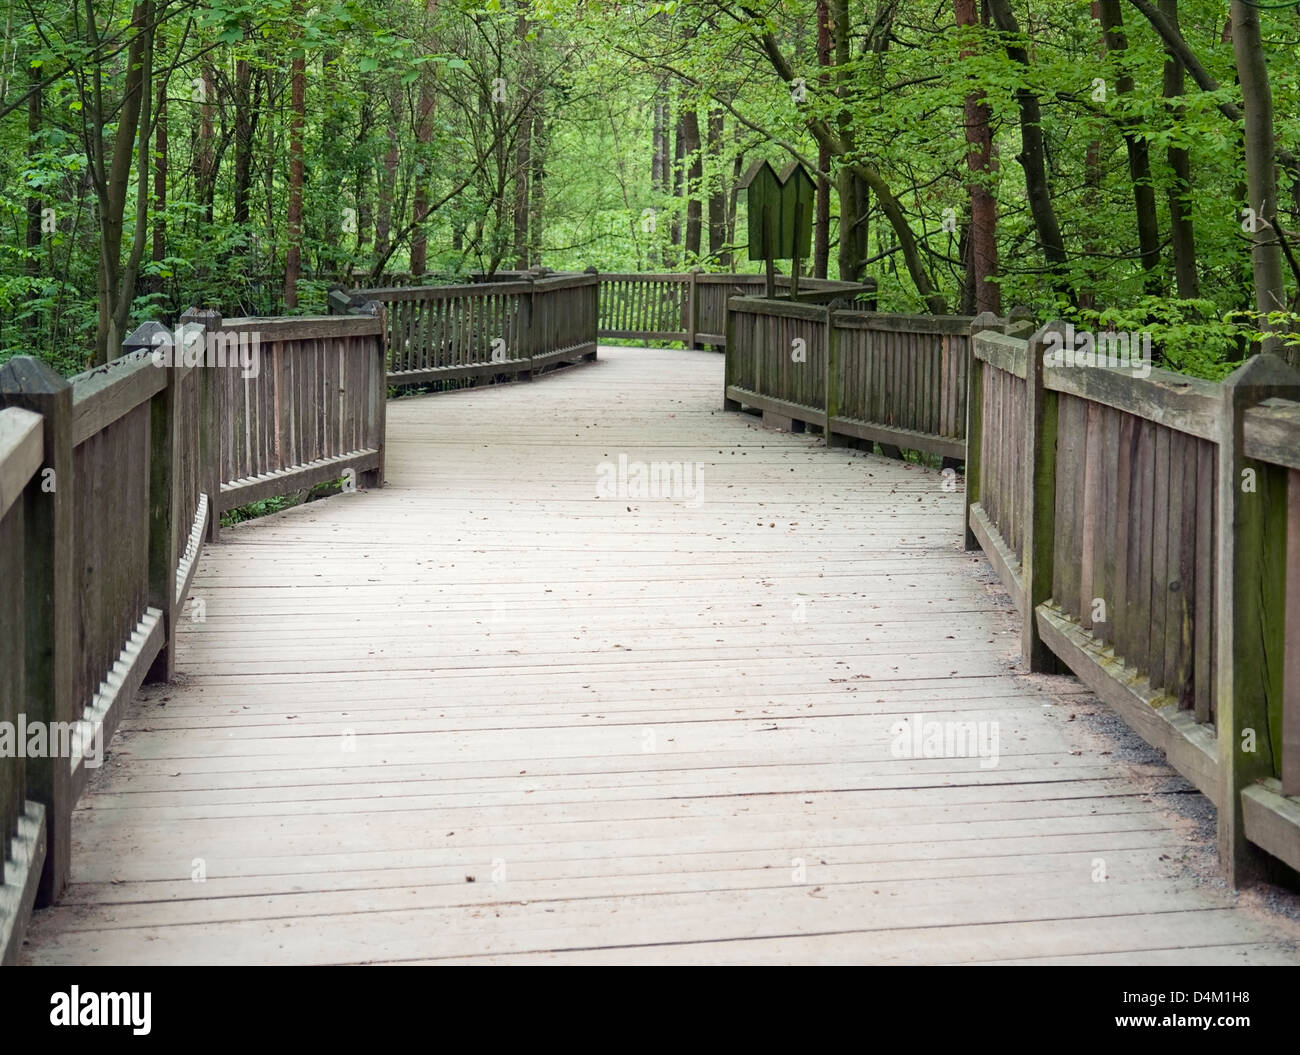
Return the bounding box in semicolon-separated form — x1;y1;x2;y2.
824;302;840;446
520;276;536;380
584;266;599;361
1215;353;1300;886
723;297;741;411
964;311;1002;550
0;357;74;905
686;268;700;349
182;309;223;544
368;302;388;487
1021;323;1063;673
123;323;184;684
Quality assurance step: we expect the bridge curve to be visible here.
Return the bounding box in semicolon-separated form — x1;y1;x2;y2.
19;345;1299;965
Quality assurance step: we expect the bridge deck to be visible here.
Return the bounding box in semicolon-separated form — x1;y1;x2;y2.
21;346;1300;965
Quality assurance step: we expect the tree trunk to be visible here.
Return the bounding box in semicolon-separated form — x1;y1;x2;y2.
1099;0;1161;293
683;105;702;259
956;0;999;314
814;0;831;279
375;87;400;260
91;0;153;363
1230;0;1288;355
196;58;215;226
284;7;306;309
1160;0;1198;300
150;72;167;290
830;0;868;282
529;107;547;266
707;108;729;267
232;45;257;227
987;0;1070;294
671;105;684;262
25;62;41;284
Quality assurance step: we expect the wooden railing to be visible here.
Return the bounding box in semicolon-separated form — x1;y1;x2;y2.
599;271;875;348
0;401;47;965
344;271;599;385
0;310;388;959
724;297;976;458
963;326;1300;883
723;296;1300;883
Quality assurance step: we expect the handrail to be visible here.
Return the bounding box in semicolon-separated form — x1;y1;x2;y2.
722;292;1300;884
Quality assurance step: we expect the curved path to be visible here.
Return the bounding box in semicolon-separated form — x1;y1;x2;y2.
21;346;1300;964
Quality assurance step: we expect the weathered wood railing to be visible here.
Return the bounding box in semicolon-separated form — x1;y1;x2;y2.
0;402;47;964
599;271;874;348
724;297;976;458
343;270;598;385
724;296;1300;883
0;309;388;959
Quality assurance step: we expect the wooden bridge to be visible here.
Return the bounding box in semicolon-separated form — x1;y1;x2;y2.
2;272;1300;964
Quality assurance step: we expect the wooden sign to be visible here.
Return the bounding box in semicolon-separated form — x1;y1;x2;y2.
739;158;816;297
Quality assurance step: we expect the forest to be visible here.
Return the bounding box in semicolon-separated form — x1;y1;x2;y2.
1;0;1298;376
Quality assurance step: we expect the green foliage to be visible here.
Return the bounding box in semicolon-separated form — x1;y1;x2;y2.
1;0;1297;381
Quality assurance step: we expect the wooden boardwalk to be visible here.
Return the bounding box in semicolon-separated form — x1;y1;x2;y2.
20;346;1300;965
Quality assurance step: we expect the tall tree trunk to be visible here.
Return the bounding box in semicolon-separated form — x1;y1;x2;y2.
90;0;153;362
683;105;702;259
375;87;400;261
1099;0;1161;293
706;108;729;266
196;57;215;226
814;0;831;279
671;105;684;262
512;11;531;268
320;44;346;274
956;0;999;314
830;0;867;281
1080;1;1104;309
151;72;167;290
284;6;306;309
232;42;256;226
529;107;547;266
1230;0;1288;355
651;92;669;267
25;62;42;284
409;3;438;277
1160;0;1198;299
987;0;1070;295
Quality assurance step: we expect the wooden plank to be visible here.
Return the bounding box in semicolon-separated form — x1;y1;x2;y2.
0;406;43;520
1242;397;1300;469
968;503;1024;612
1241;781;1300;874
1193;440;1215;724
0;803;45;965
217;449;381;513
70;351;167;447
221;315;383;341
1148;425;1171;689
1286;469;1300;796
1045;360;1220;442
1037;604;1219;802
971;332;1027;378
833;311;974;335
